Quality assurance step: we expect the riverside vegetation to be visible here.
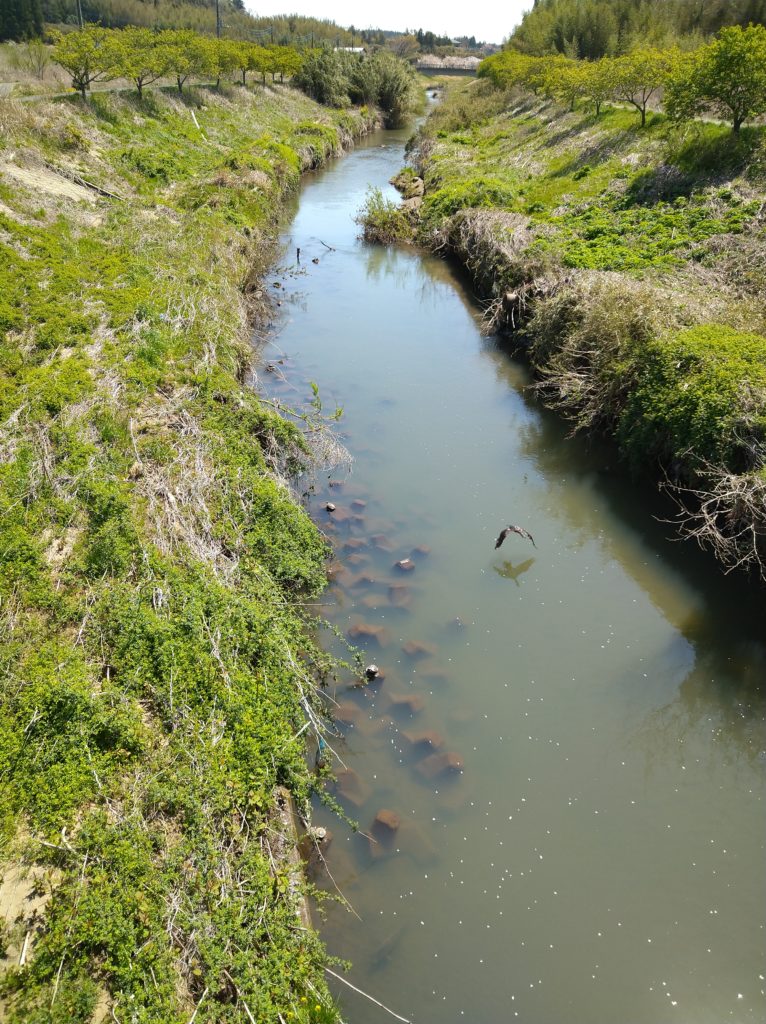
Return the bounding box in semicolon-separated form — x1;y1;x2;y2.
363;28;766;579
0;77;380;1023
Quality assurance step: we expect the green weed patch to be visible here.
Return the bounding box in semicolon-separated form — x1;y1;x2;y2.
0;84;374;1022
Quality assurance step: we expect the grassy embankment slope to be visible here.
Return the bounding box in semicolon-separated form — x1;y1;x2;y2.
0;83;375;1023
405;81;766;577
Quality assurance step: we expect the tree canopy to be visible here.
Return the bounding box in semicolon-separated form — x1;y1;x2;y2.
480;26;766;132
0;0;44;41
508;0;766;59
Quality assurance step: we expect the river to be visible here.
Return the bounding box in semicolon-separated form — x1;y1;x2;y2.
257;114;766;1024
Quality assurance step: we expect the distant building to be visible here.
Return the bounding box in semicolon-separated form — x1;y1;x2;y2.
335;47;365;53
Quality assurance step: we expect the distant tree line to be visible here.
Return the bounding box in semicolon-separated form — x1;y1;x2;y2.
1;0;359;45
508;0;766;60
51;25;303;98
1;0;44;41
47;22;420;126
415;27;452;53
479;24;766;132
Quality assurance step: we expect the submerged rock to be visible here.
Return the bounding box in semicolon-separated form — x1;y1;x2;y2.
371;534;394;552
342;537;368;551
402;728;445;752
333;767;370;807
389;692;426;715
348;622;389;646
417;751;464;780
373;808;401;834
401;639;437;659
388;584;412;607
334;701;361;726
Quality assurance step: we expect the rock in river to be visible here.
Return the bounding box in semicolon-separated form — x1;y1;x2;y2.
416;751;464;780
348;622;389;646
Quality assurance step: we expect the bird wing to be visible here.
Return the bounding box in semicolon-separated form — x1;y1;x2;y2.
495;525;536;549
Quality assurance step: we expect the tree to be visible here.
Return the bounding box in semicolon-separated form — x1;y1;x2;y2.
583;57;617;114
51;26;120;100
113;27;173;99
269;45;302;84
665;25;766;132
611;48;673;126
546;56;588;108
7;37;51;79
229;40;254;85
212;38;240;88
1;0;43;42
161;29;214;93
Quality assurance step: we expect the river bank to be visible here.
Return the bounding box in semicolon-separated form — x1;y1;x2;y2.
397;80;766;581
0;84;376;1022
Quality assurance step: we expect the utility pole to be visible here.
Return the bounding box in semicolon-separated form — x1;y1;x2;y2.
76;0;84;29
215;0;221;39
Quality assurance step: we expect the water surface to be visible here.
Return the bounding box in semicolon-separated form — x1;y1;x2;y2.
257;119;766;1024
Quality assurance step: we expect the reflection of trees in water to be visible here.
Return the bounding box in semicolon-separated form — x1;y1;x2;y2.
489;351;765;658
493;557;535;587
362;246;479;323
631;633;766;767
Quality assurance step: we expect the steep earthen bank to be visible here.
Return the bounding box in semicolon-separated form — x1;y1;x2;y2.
0;85;377;1023
403;83;766;580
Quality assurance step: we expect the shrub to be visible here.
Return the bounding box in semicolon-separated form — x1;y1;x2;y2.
423;177;517;221
355;186;414;244
619;325;766;470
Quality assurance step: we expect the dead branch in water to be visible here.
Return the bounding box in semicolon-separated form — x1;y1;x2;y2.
324;967;412;1023
662;462;766;581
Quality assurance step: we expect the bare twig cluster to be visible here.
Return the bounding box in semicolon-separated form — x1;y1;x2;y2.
664;463;766;580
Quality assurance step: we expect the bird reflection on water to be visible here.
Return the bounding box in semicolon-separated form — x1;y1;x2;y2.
493;557;535;586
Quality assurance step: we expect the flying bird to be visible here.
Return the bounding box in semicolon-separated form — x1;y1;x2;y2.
495;525;536;549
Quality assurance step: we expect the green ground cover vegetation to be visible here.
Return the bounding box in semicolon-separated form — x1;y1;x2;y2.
0;80;376;1022
394;65;766;577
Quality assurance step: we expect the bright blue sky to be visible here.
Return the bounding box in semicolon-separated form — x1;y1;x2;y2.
244;1;532;46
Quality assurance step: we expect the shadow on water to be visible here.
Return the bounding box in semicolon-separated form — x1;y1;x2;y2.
486;331;766;638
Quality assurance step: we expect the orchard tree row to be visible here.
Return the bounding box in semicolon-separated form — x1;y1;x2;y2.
479;24;766;133
51;25;304;98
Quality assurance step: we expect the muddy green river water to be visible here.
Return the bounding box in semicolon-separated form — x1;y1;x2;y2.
257;115;765;1024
